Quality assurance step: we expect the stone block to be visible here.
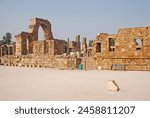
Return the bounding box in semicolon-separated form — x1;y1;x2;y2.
98;66;102;70
107;80;120;92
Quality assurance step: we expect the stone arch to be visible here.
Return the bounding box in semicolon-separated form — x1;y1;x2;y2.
28;18;53;41
7;45;14;55
15;18;54;55
1;44;8;56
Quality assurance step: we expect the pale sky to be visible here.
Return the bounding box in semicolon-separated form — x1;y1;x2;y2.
0;0;150;41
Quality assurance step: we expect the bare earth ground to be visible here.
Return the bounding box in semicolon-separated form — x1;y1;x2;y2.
0;66;150;101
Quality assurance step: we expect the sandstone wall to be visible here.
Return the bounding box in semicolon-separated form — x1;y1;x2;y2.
0;55;81;70
54;39;65;55
2;18;150;71
90;27;150;70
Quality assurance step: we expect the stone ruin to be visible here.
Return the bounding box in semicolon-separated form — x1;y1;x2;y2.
0;17;150;71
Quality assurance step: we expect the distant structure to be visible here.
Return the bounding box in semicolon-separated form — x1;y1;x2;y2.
0;18;150;71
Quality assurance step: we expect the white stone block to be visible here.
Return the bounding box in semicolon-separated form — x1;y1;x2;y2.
98;66;102;70
107;80;120;91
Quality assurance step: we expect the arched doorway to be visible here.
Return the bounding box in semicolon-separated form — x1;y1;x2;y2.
38;26;44;40
15;18;54;55
29;18;53;41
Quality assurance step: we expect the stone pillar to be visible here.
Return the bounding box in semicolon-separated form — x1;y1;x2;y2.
4;46;6;56
15;32;28;55
75;35;80;42
82;37;87;57
13;46;15;55
84;57;87;70
8;46;10;56
15;34;22;55
26;38;29;54
1;46;4;57
0;46;2;57
75;35;81;52
67;38;70;55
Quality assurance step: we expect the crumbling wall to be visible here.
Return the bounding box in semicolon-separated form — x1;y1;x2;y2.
2;17;150;71
90;27;150;70
81;37;87;57
15;18;53;56
28;18;53;41
68;35;81;53
54;39;65;55
33;41;45;55
15;32;33;55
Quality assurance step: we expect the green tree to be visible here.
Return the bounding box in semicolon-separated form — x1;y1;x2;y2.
2;32;12;45
0;40;4;46
89;40;93;47
62;40;68;44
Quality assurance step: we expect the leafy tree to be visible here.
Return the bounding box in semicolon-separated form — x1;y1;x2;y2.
62;40;68;44
89;40;93;47
2;32;12;45
0;40;4;46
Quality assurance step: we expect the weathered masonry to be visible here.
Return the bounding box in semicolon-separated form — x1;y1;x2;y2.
15;18;64;56
89;27;150;70
0;18;150;71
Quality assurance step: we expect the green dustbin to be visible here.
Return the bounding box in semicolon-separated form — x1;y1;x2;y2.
78;64;83;70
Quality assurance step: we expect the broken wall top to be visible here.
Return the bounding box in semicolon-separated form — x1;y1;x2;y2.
93;26;150;58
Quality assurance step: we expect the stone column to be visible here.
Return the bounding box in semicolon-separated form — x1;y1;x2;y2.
82;37;87;57
0;47;2;57
67;38;70;55
4;46;6;56
75;35;80;42
26;39;29;54
8;46;10;56
13;46;15;55
75;35;81;52
84;57;87;70
1;46;4;57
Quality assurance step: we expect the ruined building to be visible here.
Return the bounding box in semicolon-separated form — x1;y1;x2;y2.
0;18;150;71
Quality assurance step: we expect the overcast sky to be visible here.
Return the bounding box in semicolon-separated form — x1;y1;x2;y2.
0;0;150;41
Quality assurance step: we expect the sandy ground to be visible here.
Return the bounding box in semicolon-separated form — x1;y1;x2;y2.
0;65;150;101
